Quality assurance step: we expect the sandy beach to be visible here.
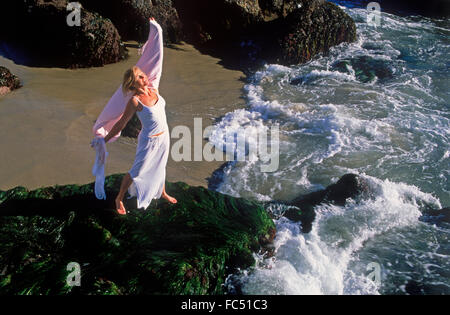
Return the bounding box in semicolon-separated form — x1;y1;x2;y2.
0;42;246;191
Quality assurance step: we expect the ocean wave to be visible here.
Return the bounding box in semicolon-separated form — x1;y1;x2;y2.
211;5;449;294
228;175;442;295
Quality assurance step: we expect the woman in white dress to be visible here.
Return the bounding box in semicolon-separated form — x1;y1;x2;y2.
92;18;176;215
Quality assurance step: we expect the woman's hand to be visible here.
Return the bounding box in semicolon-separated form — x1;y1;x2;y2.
149;17;155;22
136;86;147;95
90;137;104;148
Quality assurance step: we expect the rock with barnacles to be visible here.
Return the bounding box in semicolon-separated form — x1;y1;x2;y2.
0;66;21;96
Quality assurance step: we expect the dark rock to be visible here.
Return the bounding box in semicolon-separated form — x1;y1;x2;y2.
172;0;299;45
405;280;426;295
0;0;128;68
122;113;142;138
331;56;394;83
172;0;357;67
0;174;275;295
78;0;184;43
0;1;357;70
258;0;301;20
420;207;450;225
288;54;398;86
268;0;357;66
283;190;324;233
0;66;21;96
285;174;370;232
317;173;370;206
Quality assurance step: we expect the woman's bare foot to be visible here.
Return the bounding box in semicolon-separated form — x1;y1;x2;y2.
115;198;127;215
162;193;177;204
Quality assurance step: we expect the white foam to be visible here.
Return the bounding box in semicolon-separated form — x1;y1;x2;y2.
293;69;357;84
212;5;449;294
233;175;441;295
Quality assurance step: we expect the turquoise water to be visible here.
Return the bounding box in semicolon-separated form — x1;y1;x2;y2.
210;6;450;294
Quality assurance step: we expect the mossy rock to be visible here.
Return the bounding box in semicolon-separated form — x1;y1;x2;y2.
0;175;275;295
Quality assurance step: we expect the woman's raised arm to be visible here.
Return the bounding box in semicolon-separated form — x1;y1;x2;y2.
136;18;163;91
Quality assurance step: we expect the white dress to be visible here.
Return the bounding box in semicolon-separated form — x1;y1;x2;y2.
127;94;170;209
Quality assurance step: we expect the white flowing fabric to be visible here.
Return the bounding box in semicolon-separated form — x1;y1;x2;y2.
91;137;108;199
91;20;167;205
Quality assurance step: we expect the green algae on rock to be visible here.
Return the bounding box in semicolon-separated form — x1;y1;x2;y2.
0;175;275;295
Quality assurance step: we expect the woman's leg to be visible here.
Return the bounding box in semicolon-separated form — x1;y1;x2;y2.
160;134;177;204
161;183;177;204
115;173;133;214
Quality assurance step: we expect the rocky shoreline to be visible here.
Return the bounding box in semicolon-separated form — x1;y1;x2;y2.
0;0;356;69
1;173;446;295
0;0;357;141
0;1;127;68
0;175;276;295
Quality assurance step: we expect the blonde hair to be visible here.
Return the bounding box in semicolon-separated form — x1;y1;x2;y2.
122;66;142;95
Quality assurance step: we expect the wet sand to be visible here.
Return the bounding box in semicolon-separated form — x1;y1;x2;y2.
0;42;246;190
